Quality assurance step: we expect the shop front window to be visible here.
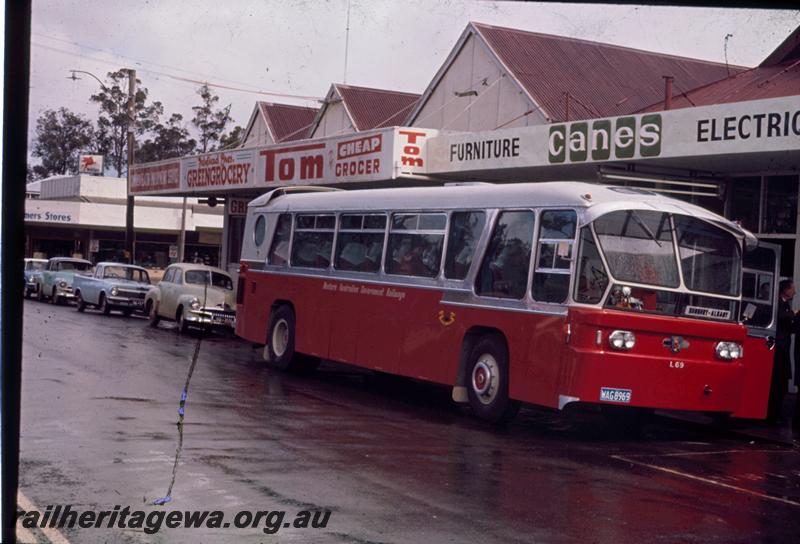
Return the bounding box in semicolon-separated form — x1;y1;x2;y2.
730;177;760;233
763;175;798;234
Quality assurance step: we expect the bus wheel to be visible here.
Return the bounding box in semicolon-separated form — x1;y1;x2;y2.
466;335;519;424
266;305;298;370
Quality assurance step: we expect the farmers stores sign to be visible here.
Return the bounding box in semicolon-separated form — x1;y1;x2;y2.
130;127;437;195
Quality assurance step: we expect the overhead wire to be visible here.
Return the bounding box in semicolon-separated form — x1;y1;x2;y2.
33;32;279;92
32;41;323;102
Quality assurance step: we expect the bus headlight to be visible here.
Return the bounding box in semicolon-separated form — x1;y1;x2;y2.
608;330;636;350
715;341;743;361
110;287;119;296
190;297;201;310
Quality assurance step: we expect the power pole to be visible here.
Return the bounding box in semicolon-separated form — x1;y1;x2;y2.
178;197;187;262
125;69;136;264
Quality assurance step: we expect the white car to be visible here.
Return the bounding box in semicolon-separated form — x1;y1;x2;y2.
144;263;236;333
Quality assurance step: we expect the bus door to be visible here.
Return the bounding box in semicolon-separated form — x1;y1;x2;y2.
734;242;780;419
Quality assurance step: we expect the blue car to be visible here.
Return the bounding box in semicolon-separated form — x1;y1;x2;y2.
23;258;48;298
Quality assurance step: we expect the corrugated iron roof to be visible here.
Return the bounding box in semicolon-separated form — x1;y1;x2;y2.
335;84;420;130
638;60;800;112
472;22;744;122
760;24;800;67
258;102;319;142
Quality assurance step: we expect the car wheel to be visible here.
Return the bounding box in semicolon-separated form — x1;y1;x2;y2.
99;293;111;315
24;286;31;299
36;285;44;302
266;305;302;371
176;307;190;334
147;300;160;328
75;291;86;312
466;334;519;424
51;287;59;305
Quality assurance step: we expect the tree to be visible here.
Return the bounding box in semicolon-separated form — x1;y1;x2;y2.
218;125;244;150
90;69;163;176
191;84;232;153
137;113;197;163
30;108;95;178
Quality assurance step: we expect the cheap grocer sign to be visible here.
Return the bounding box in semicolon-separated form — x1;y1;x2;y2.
548;114;662;163
128;127;437;195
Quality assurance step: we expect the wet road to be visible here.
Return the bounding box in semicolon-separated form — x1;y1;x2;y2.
18;299;800;543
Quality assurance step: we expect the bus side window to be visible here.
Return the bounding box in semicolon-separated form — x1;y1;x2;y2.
268;214;292;266
444;211;486;280
335;214;386;273
291;214;335;269
476;211;534;299
532;209;576;303
574;226;608;304
385;213;446;278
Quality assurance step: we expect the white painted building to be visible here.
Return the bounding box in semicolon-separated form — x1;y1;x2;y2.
25;175;223;267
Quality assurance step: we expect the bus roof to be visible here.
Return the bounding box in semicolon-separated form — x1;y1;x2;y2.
248;182;754;243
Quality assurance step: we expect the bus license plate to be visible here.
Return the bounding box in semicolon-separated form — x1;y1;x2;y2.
599;387;632;404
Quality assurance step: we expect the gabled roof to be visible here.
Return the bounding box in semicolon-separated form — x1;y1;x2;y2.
637;25;800;112
308;83;420;136
760;24;800;67
241;101;319;144
637;60;800;112
407;21;744;125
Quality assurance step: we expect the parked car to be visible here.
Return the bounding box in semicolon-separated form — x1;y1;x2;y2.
73;262;152;316
23;258;48;298
33;257;93;304
145;263;236;333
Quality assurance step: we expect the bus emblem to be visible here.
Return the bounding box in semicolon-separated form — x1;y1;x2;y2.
438;310;456;326
663;336;689;354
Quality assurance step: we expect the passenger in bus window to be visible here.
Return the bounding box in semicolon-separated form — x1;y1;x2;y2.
491;239;529;297
399;244;425;276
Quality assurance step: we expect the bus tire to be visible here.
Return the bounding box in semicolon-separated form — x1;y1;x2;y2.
466;335;519;424
266;305;298;370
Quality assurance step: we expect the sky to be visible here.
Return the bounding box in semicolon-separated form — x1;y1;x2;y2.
29;1;800;160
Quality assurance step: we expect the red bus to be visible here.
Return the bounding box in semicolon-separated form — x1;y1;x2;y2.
235;182;779;423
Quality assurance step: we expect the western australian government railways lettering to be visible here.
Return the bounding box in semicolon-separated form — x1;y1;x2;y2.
548;114;662;163
449;137;520;162
322;281;406;301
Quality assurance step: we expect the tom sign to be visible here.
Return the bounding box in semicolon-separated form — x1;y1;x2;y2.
129;127;437;196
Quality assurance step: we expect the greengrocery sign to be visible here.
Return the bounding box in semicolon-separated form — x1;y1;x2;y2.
548;114;662;163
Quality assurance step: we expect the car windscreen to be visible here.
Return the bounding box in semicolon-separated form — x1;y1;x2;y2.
103;266;150;283
29;261;46;271
184;270;233;290
57;261;92;271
